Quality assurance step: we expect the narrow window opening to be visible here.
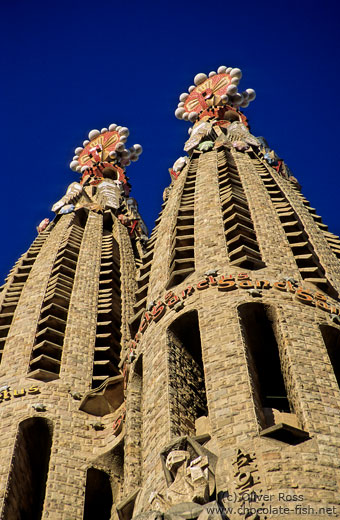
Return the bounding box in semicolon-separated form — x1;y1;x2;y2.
29;213;88;382
239;303;310;444
168;310;208;436
83;468;113;520
239;303;290;420
320;325;340;388
92;231;121;388
217;149;265;270
167;157;197;289
3;418;53;520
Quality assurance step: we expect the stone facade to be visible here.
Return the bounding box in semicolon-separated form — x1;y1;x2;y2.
0;76;340;520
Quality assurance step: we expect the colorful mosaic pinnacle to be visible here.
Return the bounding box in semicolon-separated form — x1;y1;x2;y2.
175;65;256;123
69;124;142;185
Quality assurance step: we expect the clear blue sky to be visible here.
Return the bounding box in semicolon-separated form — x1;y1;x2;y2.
1;0;339;281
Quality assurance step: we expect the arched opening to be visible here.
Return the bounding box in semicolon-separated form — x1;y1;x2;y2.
238;303;290;425
83;468;113;520
320;324;340;388
168;310;208;436
3;418;53;519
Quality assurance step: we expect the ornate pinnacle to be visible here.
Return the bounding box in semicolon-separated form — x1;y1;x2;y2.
174;65;256;123
69;124;143;188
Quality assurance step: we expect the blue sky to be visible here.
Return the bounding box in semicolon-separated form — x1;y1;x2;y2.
1;0;339;281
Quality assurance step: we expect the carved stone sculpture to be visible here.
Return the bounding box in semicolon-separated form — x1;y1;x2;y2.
160;437;217;508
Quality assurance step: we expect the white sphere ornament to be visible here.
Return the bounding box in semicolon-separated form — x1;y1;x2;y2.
116;142;125;152
188;85;195;93
119;127;129;136
101;128;108;133
194;73;207;86
231;77;240;85
226;67;232;74
81;165;89;173
232;93;243;105
73;155;79;160
179;93;189;102
133;144;143;155
109;151;117;158
230;68;242;79
75;147;83;155
240;100;250;108
120;135;128;143
121;158;131;166
83;140;89;146
227;84;237;95
209;71;216;77
217;65;227;74
175;107;185;119
88;129;100;140
183;112;189;121
70;160;79;171
221;94;229;104
178;101;185;107
246;88;256;101
130;153;138;162
188;111;198;122
109;123;117;131
76;165;82;173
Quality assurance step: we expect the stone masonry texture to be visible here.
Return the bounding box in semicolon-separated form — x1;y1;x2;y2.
0;97;339;520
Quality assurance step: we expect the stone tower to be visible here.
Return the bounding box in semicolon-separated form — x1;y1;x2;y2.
0;124;146;519
0;67;340;520
123;67;340;519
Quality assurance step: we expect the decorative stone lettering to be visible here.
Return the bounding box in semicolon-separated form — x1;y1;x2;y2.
131;273;340;345
0;386;41;404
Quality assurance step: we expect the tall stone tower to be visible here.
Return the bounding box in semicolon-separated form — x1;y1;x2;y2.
123;67;340;520
0;67;340;520
0;124;146;519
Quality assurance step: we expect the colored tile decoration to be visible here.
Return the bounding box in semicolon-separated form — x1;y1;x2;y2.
69;124;143;186
77;130;121;169
184;73;232;114
175;65;256;124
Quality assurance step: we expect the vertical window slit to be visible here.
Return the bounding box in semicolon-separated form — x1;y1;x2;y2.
167;156;198;289
320;325;340;389
217;149;265;269
28;211;88;381
168;310;208;436
3;418;53;520
92;214;121;389
238;303;290;426
254;157;337;298
0;226;53;365
83;468;113;520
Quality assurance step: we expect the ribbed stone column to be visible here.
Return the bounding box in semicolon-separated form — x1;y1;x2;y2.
60;212;102;391
0;214;74;380
194;151;229;273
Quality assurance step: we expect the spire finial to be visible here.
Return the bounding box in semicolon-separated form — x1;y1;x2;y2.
175;66;256;123
69;124;142;187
